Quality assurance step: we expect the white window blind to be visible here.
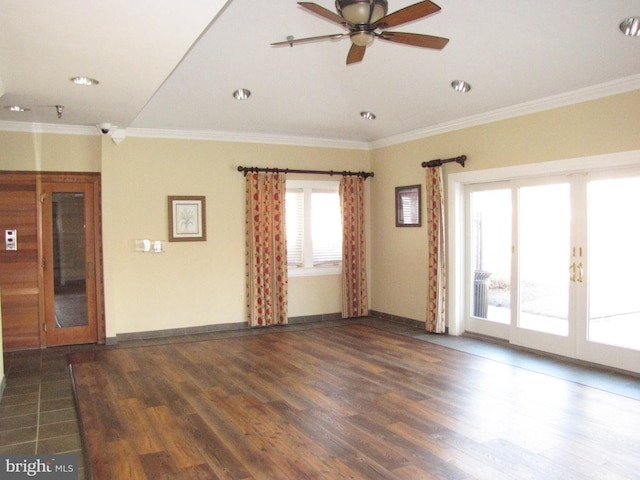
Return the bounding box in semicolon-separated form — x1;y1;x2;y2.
286;189;304;267
285;180;342;275
401;190;420;225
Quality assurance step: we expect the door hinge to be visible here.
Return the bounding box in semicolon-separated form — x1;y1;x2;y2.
43;322;47;332
41;257;45;269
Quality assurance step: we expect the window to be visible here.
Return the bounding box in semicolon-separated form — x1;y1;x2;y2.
286;180;342;276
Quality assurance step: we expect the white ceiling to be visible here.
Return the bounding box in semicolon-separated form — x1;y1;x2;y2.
1;0;640;148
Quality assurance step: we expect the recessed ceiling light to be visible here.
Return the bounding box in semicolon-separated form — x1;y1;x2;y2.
70;76;100;86
360;111;376;120
233;88;251;100
451;80;471;93
620;17;640;36
4;105;30;112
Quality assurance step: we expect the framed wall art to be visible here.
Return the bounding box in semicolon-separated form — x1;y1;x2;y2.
168;196;207;242
395;185;422;227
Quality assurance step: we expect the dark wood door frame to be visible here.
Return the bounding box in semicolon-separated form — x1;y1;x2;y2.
40;172;105;347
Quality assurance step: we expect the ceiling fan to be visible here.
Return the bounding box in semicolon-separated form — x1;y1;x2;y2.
272;0;449;65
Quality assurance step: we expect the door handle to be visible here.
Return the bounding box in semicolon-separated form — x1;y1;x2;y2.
576;263;584;282
570;262;584;282
570;263;576;282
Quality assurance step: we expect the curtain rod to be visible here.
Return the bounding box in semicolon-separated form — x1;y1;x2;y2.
237;166;374;179
421;155;467;168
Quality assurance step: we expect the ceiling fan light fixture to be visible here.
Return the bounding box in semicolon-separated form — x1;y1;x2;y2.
336;0;388;25
233;88;251;100
350;31;375;47
70;76;99;86
620;17;640;36
451;80;471;93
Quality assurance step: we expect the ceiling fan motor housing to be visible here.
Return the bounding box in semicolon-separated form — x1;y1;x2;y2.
277;1;448;65
335;0;388;26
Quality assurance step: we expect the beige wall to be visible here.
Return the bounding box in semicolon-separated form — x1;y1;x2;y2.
101;136;369;336
369;89;640;324
0;130;100;172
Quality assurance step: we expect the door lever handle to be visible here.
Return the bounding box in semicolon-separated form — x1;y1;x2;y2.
570;263;577;282
577;263;584;282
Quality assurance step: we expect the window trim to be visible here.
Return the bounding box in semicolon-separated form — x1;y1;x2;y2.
286;179;342;277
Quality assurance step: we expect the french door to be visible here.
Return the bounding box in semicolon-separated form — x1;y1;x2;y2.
465;167;640;373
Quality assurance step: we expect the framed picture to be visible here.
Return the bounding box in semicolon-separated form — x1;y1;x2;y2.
395;185;422;227
168;196;207;242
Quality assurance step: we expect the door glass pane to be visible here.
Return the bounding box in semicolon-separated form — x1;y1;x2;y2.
470;189;511;324
588;176;640;350
518;184;569;336
52;192;88;328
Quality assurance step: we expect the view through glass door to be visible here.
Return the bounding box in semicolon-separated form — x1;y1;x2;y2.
42;182;99;346
466;184;511;338
465;168;640;372
580;171;640;368
511;179;574;356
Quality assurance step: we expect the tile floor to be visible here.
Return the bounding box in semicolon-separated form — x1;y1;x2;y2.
1;318;639;480
0;344;92;479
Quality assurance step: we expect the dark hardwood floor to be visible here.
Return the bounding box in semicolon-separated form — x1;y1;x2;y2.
68;322;640;480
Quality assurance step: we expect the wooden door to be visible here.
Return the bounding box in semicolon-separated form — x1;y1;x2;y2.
41;178;103;346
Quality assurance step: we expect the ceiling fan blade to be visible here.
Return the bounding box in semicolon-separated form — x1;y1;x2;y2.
271;33;347;46
346;44;366;64
298;2;347;26
378;31;449;49
373;0;441;29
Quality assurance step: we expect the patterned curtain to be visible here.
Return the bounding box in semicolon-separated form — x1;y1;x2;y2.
245;172;288;327
426;166;446;333
340;176;368;318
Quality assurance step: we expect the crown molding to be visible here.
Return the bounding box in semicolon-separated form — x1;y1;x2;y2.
371;74;640;150
0;121;96;135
